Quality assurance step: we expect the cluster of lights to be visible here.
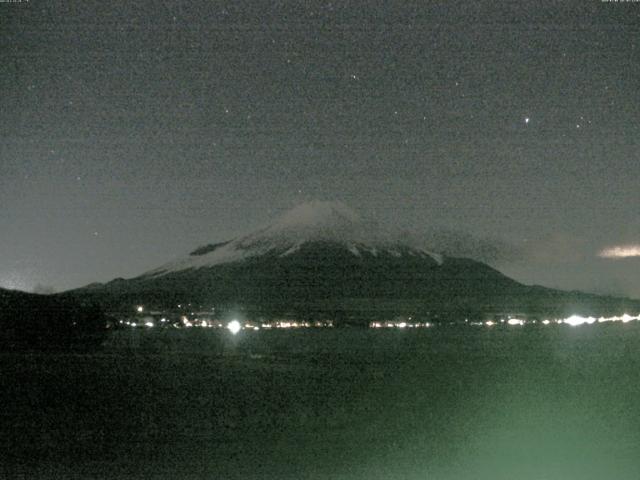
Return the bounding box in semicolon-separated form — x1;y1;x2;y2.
370;316;433;329
562;313;640;326
124;316;334;330
273;321;332;328
372;313;640;329
507;318;525;326
495;314;640;327
123;305;640;331
178;317;232;329
370;321;432;329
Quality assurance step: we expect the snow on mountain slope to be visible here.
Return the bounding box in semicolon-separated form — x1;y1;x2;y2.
143;201;442;277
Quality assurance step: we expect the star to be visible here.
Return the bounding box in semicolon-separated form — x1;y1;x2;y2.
524;117;530;124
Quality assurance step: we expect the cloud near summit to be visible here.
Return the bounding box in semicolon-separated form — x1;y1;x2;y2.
599;245;640;259
400;228;523;265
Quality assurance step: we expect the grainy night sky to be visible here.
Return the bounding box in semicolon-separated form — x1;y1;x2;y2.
1;1;639;297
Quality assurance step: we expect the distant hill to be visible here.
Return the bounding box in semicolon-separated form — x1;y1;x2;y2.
63;201;640;322
0;287;108;349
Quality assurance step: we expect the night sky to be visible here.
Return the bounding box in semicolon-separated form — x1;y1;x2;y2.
1;1;639;297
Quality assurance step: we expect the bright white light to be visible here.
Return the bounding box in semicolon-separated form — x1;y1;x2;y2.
398;322;407;328
485;320;495;327
507;318;524;326
227;320;241;335
145;321;154;328
542;320;551;325
599;245;640;258
622;314;635;323
524;117;530;124
563;315;596;327
596;314;640;323
136;306;144;313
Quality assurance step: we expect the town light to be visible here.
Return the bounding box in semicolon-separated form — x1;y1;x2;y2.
227;320;241;335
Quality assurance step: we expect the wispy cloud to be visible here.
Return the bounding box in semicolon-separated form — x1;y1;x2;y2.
400;228;523;265
599;245;640;259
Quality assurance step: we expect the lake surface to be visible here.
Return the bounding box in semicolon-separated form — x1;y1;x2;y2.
3;324;640;479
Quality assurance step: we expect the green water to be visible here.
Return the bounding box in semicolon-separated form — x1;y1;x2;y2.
2;324;640;479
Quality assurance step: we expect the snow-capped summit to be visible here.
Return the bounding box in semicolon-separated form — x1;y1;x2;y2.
143;201;441;277
262;200;369;238
241;200;390;246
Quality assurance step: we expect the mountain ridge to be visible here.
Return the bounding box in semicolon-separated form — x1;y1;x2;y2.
63;201;640;321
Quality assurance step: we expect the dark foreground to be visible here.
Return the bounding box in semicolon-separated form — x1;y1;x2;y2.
2;324;640;479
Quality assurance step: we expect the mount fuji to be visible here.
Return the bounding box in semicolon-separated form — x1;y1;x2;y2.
66;201;639;321
145;201;443;276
